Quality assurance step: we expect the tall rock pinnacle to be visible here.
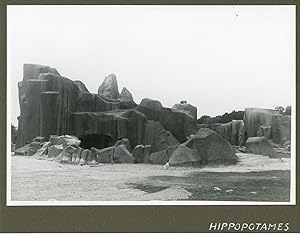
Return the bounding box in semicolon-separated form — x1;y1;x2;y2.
97;73;119;99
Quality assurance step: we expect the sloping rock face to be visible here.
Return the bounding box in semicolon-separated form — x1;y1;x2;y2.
132;145;151;163
119;87;133;102
245;137;277;158
144;120;179;152
114;145;135;163
97;73;119;99
244;108;291;144
137;98;197;143
171;102;197;120
149;145;178;165
92;146;114;163
74;80;89;92
168;128;237;166
209;120;245;146
114;138;132;152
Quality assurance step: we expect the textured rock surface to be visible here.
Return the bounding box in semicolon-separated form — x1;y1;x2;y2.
257;125;272;139
97;73;119;99
144;120;179;152
168;128;237;166
15;64;200;155
244;108;291;144
169;144;199;166
171;102;197;120
31;142;49;158
132;145;145;163
245;137;277;158
119;87;133;102
15;144;31;156
92;146;114;163
74;80;89;92
71;109;147;150
48;145;63;158
139;102;197;144
149;150;169;165
16;65;137;148
210;120;245;146
149;145;178;165
114;145;135;163
114;138;132;153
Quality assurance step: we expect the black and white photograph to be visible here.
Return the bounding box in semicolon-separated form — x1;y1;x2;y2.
7;5;295;205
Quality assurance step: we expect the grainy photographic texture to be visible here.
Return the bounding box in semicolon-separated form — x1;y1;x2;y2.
7;5;295;205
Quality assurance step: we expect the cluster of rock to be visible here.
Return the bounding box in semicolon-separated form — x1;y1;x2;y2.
14;128;237;167
14;64;291;166
201;108;291;158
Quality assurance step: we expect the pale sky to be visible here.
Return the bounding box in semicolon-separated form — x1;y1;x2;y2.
8;5;295;126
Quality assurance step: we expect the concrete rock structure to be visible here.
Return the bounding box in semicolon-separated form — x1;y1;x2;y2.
15;64;291;167
243;108;291;145
16;64;197;153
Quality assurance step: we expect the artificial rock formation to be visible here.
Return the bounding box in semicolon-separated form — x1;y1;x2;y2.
97;73;119;99
245;137;277;158
16;64;197;155
171;102;197;120
209;120;245;146
168;128;237;166
244;108;291;145
119;87;133;102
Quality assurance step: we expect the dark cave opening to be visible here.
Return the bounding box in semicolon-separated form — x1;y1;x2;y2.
79;134;114;149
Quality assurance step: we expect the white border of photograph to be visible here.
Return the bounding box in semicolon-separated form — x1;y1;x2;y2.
6;5;296;206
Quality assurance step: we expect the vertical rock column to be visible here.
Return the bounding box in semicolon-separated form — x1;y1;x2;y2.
40;91;60;140
16;79;48;147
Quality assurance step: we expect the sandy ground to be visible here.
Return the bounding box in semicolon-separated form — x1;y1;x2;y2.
11;153;290;201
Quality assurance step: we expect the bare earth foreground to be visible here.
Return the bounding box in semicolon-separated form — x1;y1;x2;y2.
11;153;290;202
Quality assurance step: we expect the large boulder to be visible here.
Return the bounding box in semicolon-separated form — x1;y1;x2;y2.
168;128;237;166
97;73;119;99
132;145;145;163
131;144;152;163
62;135;81;148
149;150;169;165
136;98;163;121
245;137;278;158
149;145;178;165
92;146;115;163
169;145;199;166
171;102;197;120
113;145;135;163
